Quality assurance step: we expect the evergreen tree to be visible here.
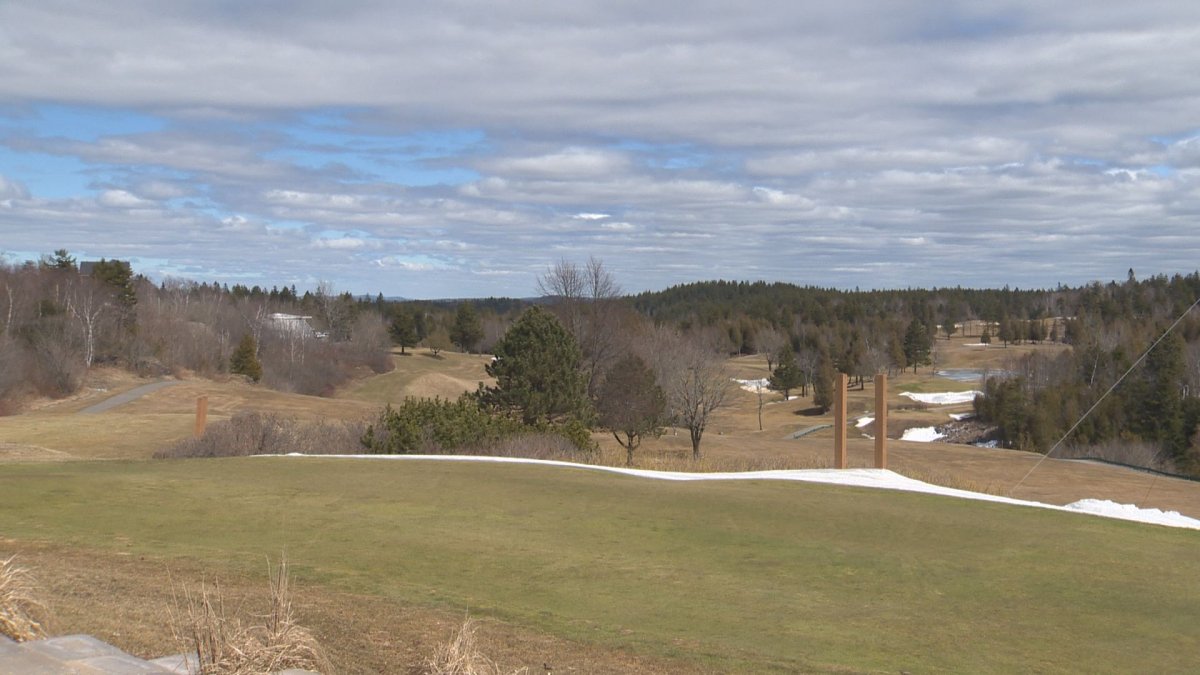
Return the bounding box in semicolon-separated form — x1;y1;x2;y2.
812;352;836;412
478;306;590;425
768;348;804;400
388;306;418;354
43;248;77;271
980;327;992;344
450;302;484;353
91;259;137;331
230;333;263;382
595;353;666;465
1139;331;1187;455
903;318;932;373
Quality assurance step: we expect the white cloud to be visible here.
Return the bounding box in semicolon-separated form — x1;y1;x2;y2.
2;2;1200;297
98;189;154;208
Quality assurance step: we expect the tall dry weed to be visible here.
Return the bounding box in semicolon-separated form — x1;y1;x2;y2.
424;616;526;675
170;557;329;674
0;555;48;641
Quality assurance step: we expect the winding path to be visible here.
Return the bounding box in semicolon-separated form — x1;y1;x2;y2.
79;380;182;414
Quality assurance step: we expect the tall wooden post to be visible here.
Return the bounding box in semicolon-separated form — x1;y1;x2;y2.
194;396;208;438
874;373;888;469
833;373;848;469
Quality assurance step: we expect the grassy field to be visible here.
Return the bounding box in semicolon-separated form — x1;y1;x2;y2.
2;458;1198;673
338;348;495;404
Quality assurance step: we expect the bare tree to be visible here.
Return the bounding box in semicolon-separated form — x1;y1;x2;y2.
537;257;624;394
646;327;731;460
64;277;111;368
755;326;787;372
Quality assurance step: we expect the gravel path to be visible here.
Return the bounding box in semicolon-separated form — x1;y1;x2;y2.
78;380;182;414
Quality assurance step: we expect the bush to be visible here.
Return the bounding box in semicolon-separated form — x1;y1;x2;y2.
0;555;47;642
360;396;597;456
361;397;522;455
155;413;366;458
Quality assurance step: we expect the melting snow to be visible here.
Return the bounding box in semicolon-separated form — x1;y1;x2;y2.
901;426;944;442
735;378;769;393
1064;500;1200;529
949;412;976;421
901;391;981;405
268;455;1200;530
856;416;874;428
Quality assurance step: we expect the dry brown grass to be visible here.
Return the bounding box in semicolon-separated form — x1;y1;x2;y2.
0;555;48;641
424;616;528;675
170;557;330;675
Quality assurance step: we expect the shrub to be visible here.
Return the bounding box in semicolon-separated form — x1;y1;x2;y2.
155;413;366;458
170;557;329;674
361;397;522;455
0;555;48;642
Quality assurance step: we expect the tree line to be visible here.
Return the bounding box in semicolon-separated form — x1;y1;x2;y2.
0;250;393;409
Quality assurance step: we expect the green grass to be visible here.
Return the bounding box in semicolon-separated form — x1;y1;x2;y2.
1;458;1197;673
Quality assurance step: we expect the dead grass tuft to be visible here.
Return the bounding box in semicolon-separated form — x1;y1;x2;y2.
898;469;1005;496
170;557;330;674
425;615;527;675
0;555;48;641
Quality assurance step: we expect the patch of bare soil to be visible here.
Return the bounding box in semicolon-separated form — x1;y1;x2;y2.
0;540;711;675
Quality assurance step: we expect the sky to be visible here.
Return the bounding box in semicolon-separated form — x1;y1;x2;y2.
2;1;1200;299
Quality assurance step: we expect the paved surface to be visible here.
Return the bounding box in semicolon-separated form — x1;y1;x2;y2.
788;423;832;439
0;633;319;674
79;381;182;415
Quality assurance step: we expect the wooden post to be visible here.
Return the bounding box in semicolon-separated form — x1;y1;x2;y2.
874;373;888;469
833;372;848;469
194;396;208;438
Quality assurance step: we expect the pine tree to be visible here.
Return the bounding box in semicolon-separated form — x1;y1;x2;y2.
768;349;804;400
478;306;589;425
812;352;836;413
389;307;418;354
230;333;263;382
450;302;484;353
903;319;932;373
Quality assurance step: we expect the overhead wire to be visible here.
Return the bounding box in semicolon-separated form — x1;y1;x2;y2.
1007;294;1200;497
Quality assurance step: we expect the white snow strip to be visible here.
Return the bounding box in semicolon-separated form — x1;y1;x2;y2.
266;454;1200;530
963;342;988;347
949;412;976;421
1064;499;1200;529
856;416;874;428
735;378;769;393
900;391;981;405
900;426;944;442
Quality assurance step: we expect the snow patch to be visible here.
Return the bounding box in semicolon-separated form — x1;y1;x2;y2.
900;391;980;405
963;342;988;347
735;378;769;393
1064;499;1200;529
856;416;874;428
263;454;1200;530
901;426;944;442
949;412;976;421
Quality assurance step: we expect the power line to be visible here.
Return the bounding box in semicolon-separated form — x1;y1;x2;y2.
1008;295;1200;496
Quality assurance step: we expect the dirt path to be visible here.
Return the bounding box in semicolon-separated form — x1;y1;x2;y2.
78;380;182;414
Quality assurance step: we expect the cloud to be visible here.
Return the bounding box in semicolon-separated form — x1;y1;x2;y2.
1;2;1199;297
98;189;154;208
0;174;31;200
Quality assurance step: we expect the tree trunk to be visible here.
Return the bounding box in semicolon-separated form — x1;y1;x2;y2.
690;426;703;460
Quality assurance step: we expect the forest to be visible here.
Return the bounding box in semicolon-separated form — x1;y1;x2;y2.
4;250;1200;475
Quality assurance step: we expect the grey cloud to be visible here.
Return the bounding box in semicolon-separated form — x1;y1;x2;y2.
3;1;1200;296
